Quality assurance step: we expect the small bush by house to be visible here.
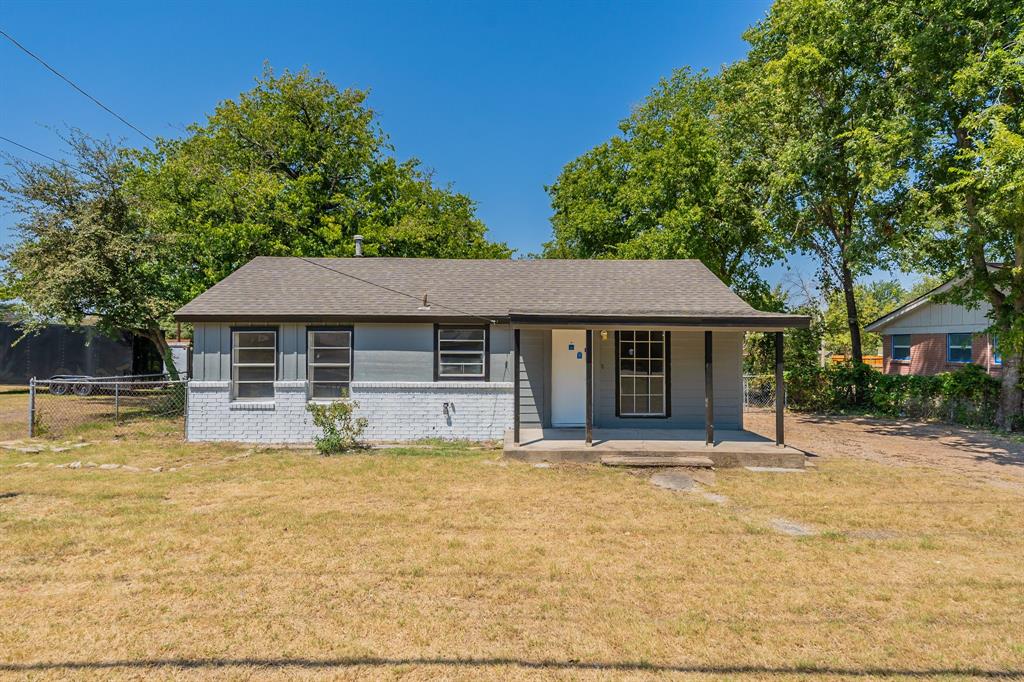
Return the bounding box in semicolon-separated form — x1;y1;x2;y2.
306;400;368;454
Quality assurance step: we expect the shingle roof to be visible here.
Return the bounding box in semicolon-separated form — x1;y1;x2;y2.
174;257;809;328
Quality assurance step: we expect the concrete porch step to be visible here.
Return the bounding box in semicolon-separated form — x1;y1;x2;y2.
600;454;715;468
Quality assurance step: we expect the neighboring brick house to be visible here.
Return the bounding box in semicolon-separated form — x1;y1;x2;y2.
865;280;1002;377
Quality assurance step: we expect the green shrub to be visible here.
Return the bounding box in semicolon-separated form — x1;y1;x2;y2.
306;400;368;455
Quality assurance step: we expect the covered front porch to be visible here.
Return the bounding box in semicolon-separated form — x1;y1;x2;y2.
504;427;805;468
505;319;803;468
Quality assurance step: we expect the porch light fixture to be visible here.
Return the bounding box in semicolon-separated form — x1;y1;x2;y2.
600;330;608;341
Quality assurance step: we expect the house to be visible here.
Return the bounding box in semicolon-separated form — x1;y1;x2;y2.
174;256;809;465
865;279;1001;377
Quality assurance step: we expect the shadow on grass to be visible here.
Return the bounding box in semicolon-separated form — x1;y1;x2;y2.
0;657;1019;677
795;413;1024;468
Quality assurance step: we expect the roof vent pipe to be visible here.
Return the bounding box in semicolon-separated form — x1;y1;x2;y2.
354;234;363;257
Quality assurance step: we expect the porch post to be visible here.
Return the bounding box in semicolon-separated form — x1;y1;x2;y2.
585;329;593;446
513;328;521;446
704;330;714;446
775;331;785;447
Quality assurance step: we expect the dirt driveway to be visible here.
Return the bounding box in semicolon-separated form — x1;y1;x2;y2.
746;410;1024;491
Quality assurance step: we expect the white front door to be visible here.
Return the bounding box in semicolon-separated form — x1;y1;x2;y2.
551;329;586;427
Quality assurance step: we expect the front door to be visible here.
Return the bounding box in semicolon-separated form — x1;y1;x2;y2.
551;329;586;426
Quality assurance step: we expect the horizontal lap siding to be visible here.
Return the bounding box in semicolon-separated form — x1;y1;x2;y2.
594;330;741;430
518;328;549;428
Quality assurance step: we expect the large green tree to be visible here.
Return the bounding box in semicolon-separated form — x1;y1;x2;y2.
544;68;782;305
138;67;510;299
0;133;184;375
741;0;910;364
890;0;1024;429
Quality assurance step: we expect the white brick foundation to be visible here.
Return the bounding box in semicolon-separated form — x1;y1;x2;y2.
186;380;513;443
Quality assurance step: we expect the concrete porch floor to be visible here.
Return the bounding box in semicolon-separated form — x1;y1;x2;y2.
503;428;806;468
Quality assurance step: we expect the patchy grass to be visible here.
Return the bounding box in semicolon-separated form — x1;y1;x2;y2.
0;426;1022;680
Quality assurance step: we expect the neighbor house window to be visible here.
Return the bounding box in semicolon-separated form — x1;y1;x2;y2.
947;333;973;364
307;328;352;399
891;334;911;362
435;326;488;380
617;330;669;417
992;335;1002;365
231;329;276;399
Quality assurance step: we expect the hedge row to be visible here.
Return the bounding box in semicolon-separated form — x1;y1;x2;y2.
786;362;1001;426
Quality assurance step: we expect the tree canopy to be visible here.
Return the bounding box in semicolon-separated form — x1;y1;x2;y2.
544;68;783;306
0;133;183;374
2;68;511;368
137;67;510;299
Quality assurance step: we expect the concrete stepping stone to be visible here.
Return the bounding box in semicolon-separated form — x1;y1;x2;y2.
650;470;697;492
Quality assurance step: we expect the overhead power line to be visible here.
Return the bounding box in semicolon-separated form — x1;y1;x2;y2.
0;135;81;171
0;28;155;143
296;256;498;324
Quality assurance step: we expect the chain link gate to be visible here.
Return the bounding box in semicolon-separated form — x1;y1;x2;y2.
28;374;188;439
743;374;783;411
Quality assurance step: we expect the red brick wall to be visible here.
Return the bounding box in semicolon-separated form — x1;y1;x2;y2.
881;333;1002;377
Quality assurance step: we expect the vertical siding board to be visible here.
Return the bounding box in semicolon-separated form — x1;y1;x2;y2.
192;324;205;381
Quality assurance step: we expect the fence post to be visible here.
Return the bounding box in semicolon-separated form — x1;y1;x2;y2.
182;379;188;440
27;376;36;436
114;382;120;425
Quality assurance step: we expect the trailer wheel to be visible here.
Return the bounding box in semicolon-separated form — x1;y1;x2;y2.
50;383;69;396
72;383;94;397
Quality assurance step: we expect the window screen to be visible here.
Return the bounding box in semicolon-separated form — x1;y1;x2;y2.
617;330;668;417
232;330;276;399
436;327;487;379
307;329;352;399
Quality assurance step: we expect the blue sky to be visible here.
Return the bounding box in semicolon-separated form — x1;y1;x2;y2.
1;0;914;294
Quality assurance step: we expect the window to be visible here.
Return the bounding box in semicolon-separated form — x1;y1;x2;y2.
891;334;911;362
435;326;488;380
307;328;352;399
947;333;973;364
231;329;276;399
617;330;669;417
992;335;1002;365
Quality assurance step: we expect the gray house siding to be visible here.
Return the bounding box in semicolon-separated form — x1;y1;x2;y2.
518;328;551;428
191;321;513;383
592;330;742;430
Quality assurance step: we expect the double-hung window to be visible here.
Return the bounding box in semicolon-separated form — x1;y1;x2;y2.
307;328;352;399
617;330;669;417
891;334;911;362
992;335;1002;365
947;333;973;364
232;329;276;399
435;326;488;380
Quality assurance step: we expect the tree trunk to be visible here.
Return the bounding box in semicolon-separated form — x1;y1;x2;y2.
840;262;864;364
996;354;1022;431
144;329;179;380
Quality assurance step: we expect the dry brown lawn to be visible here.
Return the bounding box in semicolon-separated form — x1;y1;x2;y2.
1;419;1023;680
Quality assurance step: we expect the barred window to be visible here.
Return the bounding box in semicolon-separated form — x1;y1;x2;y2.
307;329;352;399
617;330;668;417
436;327;487;379
232;330;276;399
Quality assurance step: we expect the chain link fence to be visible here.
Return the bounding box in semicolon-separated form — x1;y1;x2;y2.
28;374;188;439
743;374;783;411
